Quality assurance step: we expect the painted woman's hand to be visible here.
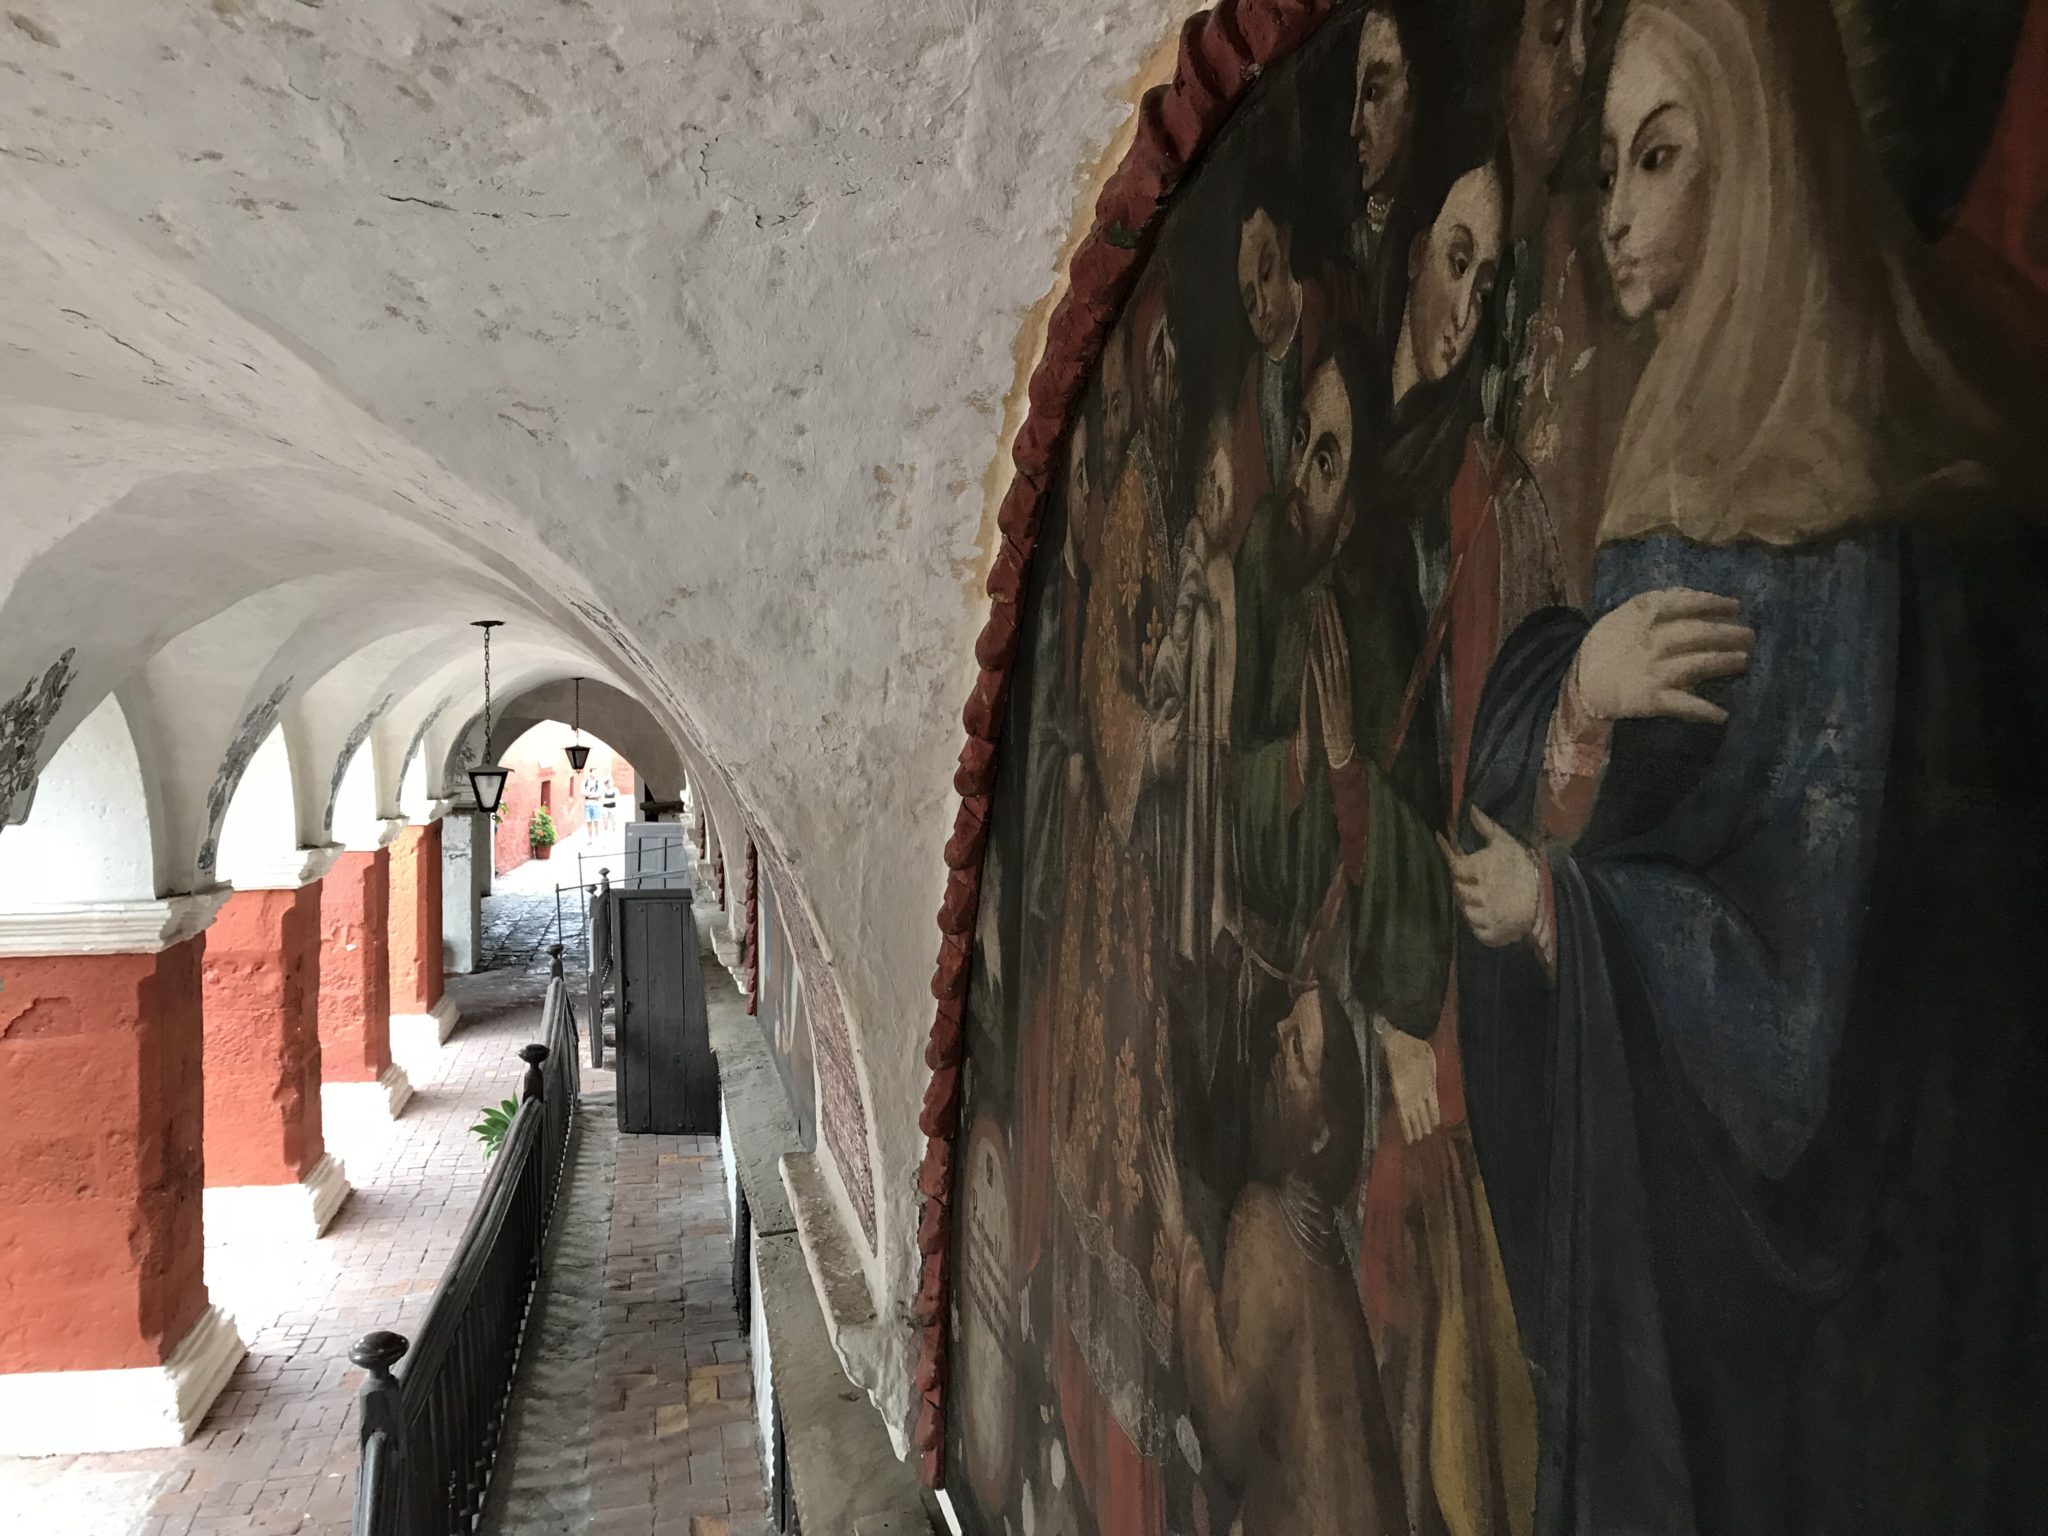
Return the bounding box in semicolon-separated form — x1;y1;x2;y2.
1438;809;1542;947
1376;1018;1442;1144
1575;587;1753;724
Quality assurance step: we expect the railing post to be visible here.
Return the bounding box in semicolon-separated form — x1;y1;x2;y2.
519;1043;549;1103
549;943;564;980
352;1329;409;1437
350;1330;409;1531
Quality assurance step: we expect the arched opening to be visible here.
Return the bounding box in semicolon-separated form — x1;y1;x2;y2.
0;693;158;908
489;720;636;880
396;741;433;824
214;726;300;888
327;741;382;852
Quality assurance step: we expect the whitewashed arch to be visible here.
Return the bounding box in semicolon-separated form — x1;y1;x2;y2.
0;693;158;908
215;725;302;888
329;742;384;852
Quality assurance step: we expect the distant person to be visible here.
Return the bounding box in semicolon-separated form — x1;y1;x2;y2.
583;775;600;839
601;778;618;835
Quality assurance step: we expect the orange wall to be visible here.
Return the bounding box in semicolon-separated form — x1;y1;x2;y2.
203;886;327;1188
492;723;637;875
388;821;444;1013
0;939;210;1372
316;849;391;1082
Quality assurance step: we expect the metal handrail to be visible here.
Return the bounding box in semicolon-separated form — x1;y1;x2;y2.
347;947;581;1536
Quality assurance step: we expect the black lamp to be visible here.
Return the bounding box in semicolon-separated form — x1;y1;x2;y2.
564;677;591;773
466;620;510;815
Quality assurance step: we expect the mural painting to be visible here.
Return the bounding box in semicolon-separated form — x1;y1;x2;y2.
0;648;77;827
946;1;2048;1534
755;860;818;1153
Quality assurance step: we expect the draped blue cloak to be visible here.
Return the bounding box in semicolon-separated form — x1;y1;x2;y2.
1458;523;2048;1536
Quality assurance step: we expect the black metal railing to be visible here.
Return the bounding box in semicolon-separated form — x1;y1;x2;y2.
348;947;582;1536
587;869;613;1069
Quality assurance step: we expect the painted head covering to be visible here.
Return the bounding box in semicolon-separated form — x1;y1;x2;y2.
1599;0;2009;546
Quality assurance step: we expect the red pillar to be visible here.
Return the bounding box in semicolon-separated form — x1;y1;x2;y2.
0;935;246;1451
317;848;411;1121
387;822;457;1051
201;886;351;1237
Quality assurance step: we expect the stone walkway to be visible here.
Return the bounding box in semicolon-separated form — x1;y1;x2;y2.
485;1110;766;1536
0;880;764;1536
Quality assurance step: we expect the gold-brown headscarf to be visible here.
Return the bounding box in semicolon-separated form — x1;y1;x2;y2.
1598;0;2009;547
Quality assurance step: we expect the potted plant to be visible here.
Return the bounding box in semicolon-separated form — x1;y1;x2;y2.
528;806;558;860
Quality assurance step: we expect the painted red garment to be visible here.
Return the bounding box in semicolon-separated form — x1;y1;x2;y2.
1938;0;2048;352
1355;430;1539;1536
1055;1321;1168;1536
1361;423;1499;1211
1013;1001;1054;1276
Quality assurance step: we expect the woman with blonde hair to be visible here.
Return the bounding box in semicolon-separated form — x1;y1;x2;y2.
1445;0;2047;1529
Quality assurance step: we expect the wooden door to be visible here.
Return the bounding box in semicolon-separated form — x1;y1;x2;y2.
614;890;717;1133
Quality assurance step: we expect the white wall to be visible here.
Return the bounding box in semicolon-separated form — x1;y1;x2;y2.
330;744;383;851
215;726;299;885
0;694;157;907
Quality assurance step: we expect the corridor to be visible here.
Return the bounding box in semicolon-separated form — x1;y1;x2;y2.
0;885;762;1536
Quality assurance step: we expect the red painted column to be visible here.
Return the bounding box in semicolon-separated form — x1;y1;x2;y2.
387;821;444;1016
317;848;392;1083
200;884;351;1238
0;939;213;1372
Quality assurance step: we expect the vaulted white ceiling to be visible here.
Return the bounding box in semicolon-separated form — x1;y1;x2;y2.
0;0;1175;1429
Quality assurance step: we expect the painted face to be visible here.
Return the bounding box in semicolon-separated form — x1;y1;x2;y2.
1269;987;1329;1147
1195;430;1235;543
1237;210;1298;360
1100;342;1132;473
1508;0;1589;178
1144;311;1179;449
1405;163;1505;384
1063;418;1090;572
1286;360;1355;559
1352;10;1414;197
1599;18;1709;321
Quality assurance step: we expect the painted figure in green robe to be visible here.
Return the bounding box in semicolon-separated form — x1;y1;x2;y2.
1213;341;1453;1207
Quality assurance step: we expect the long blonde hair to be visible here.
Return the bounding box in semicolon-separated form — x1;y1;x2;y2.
1598;0;2009;547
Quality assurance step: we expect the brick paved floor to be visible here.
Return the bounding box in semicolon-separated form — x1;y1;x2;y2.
486;1109;767;1536
0;880;766;1536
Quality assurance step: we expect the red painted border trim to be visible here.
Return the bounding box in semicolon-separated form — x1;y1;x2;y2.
909;0;1343;1487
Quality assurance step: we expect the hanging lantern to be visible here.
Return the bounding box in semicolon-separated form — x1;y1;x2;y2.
466;619;510;815
564;677;591;773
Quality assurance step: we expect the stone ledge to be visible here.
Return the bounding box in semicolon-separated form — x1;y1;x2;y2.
0;891;231;956
708;979;796;1239
203;1153;353;1242
783;1151;876;1331
219;844;342;892
756;1233;932;1535
702;898;931;1534
0;1304;245;1455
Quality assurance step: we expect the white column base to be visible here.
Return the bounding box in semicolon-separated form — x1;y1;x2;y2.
321;1063;415;1128
0;1304;245;1455
391;994;462;1057
204;1153;352;1242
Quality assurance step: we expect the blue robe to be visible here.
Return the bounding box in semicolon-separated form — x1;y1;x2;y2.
1458;523;2048;1535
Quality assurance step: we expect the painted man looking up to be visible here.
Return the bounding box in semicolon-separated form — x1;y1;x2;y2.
1149;985;1405;1536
